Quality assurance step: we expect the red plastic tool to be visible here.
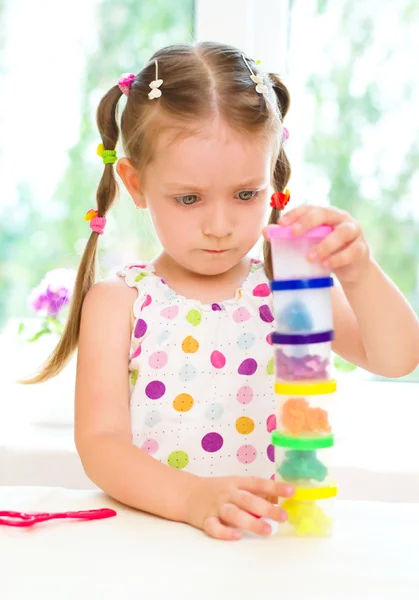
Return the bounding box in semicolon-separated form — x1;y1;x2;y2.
0;508;117;527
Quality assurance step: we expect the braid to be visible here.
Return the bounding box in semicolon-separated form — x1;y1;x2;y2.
96;85;123;217
23;85;124;383
263;73;292;280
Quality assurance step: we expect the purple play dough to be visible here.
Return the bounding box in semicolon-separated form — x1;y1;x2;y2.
275;349;329;381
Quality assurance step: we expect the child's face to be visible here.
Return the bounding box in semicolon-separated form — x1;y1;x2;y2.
123;119;274;276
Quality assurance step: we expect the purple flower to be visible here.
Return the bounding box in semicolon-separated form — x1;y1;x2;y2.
28;268;76;317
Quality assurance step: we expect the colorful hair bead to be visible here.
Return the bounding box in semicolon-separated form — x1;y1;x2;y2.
97;143;117;165
117;72;135;96
84;209;107;235
270;188;290;210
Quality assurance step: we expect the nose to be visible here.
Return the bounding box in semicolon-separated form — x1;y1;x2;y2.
202;200;233;239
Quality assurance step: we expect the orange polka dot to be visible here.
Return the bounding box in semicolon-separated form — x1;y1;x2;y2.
182;336;200;353
173;393;194;412
236;416;255;435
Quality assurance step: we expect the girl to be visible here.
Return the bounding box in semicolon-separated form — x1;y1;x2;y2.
31;42;419;541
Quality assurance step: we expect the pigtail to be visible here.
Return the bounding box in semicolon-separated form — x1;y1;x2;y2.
23;86;123;383
263;73;292;281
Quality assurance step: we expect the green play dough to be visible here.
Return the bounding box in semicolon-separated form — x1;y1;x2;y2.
278;449;328;482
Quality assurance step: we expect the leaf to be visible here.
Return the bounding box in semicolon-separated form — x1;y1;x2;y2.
27;328;51;343
333;354;357;373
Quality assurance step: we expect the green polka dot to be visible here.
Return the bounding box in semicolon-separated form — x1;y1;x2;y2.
130;369;139;386
135;272;149;283
167;450;189;469
186;309;202;327
266;357;274;376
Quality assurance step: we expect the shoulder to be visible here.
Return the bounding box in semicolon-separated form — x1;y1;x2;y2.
84;277;137;309
82;277;138;331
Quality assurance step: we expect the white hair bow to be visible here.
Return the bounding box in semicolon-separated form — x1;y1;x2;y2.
148;60;163;100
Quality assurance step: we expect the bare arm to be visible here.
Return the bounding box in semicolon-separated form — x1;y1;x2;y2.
332;259;419;377
75;280;198;523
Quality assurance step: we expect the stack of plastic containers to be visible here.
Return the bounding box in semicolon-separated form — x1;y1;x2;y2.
266;224;338;537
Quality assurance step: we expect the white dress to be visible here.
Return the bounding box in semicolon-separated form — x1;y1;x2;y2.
118;259;277;479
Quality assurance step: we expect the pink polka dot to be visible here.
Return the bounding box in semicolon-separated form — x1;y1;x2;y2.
134;319;147;338
233;307;251;323
145;381;166;400
236;444;257;464
141;294;152;310
270;474;275;481
238;358;258;376
267;444;275;463
236;385;254;405
253;283;270;297
129;264;146;269
132;344;142;359
210;350;226;369
148;351;168;369
141;439;159;455
160;306;179;319
266;333;273;345
266;414;277;433
259;305;274;323
201;432;224;453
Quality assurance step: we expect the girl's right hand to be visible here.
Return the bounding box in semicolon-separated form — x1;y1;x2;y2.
185;475;294;540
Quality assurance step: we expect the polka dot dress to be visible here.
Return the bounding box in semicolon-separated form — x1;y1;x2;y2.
118;259;277;478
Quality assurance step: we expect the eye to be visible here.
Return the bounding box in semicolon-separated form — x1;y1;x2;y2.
175;194;199;206
237;190;258;201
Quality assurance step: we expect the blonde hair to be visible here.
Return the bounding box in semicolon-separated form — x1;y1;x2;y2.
27;41;291;383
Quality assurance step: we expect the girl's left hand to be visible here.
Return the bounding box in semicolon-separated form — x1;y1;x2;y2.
278;205;371;284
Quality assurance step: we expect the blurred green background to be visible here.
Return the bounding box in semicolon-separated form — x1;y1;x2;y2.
1;0;418;379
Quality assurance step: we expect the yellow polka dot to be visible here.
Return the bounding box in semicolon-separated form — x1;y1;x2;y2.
167;450;189;469
135;272;149;282
236;416;255;435
186;309;202;326
266;357;274;376
182;336;199;354
173;393;194;412
130;369;139;386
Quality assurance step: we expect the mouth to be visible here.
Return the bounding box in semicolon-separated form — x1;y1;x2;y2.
203;249;228;254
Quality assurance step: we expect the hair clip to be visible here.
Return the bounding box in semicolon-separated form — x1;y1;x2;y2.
97;143;117;165
84;209;107;235
270;189;290;210
242;54;268;95
148;60;163;100
282;126;289;144
117;73;135;96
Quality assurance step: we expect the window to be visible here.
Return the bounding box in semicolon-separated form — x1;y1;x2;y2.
0;0;194;330
286;0;419;381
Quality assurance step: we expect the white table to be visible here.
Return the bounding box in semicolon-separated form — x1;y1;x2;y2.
1;486;419;600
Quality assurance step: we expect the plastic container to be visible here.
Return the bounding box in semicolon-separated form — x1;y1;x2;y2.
271;279;334;335
277;484;338;537
265;224;333;281
271;331;333;382
274;380;336;438
272;431;334;487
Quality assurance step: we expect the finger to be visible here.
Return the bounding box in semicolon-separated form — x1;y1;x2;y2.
278;205;311;225
308;221;361;262
288;207;351;236
238;476;294;500
232;489;287;523
324;240;368;270
203;515;242;541
219;503;273;537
